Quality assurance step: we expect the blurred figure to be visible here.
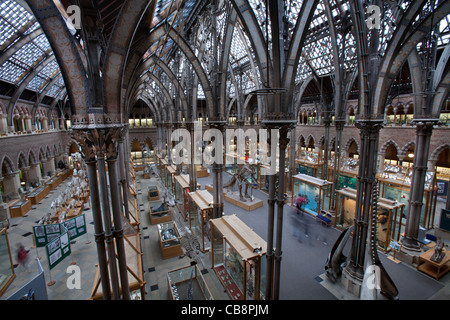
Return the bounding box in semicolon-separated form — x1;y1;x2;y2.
17;244;29;272
291;208;303;242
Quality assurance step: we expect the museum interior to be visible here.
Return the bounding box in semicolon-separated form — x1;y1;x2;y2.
0;0;450;302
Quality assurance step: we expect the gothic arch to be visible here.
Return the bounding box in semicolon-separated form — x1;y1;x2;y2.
1;155;15;176
344;138;359;155
380;139;401;155
430;143;450;162
399;141;416;158
17;152;28;170
28;149;38;166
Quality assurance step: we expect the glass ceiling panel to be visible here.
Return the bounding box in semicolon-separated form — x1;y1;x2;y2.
0;0;66;101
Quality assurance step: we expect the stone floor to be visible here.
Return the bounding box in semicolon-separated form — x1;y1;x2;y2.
1;168;449;300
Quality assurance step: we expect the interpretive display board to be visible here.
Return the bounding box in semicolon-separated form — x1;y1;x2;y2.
46;230;71;270
33;223;62;248
61;214;87;241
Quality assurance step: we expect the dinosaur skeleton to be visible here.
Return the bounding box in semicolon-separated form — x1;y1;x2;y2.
223;164;257;202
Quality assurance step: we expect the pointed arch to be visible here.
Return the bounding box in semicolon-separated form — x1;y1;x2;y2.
380;139;401;155
430;143;450;162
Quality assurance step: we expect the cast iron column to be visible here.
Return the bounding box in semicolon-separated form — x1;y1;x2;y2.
85;159;111;299
345;119;382;281
402;121;436;251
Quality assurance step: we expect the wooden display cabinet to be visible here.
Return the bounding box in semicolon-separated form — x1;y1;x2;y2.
27;184;50;205
211;214;267;300
9;199;32;218
167;263;213;300
158;221;183;259
149;202;171;225
147;186;159;201
417;248;450;280
189;190;213;252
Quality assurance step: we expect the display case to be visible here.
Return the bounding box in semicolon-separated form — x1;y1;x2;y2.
27;184;50;205
9;198;32;218
149;201;171;225
377;165;437;229
147;186;159;201
0;228;15;297
158;221;183;259
292;173;332;217
174;174;191;221
295;150;323;178
165;165;176;194
211;214;267;300
334;187;406;252
189;190;213;252
167;263;213;300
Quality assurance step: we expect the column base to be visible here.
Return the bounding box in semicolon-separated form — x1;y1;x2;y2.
341;268;363;298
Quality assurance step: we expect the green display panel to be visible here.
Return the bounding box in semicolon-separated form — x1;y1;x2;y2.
61;214;87;241
46;231;71;270
33;224;61;248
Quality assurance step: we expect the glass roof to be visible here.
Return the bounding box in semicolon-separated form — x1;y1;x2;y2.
0;0;65;100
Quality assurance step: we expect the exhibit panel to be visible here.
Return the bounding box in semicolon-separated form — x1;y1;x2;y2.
210;214;267;300
167;263;213;300
292;174;332;216
0;228;15;297
188;190;213;253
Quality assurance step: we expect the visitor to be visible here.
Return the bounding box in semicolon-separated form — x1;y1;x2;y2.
17;244;29;272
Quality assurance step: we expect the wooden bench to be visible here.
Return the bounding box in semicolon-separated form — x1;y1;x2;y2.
316;211;332;227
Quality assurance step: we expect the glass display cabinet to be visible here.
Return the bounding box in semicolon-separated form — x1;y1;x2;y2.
158;221;183;259
167;263;213;300
211;214;267;300
165;165;176;194
225;152;238;175
0;228;15;297
90;218;145;300
377;165;438;229
292;173;333;216
174;174;191;221
295;150;323;178
334;187;406;252
147;185;159;201
189;190;213;253
149;201;171;225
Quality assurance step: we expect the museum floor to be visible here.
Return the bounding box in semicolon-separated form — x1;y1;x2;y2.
1;169;449;300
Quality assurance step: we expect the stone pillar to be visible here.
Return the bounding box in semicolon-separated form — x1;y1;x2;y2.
28;163;42;187
45;157;55;176
20;166;30;190
24;116;32;133
0;114;7;135
3;171;21;200
402;121;436;251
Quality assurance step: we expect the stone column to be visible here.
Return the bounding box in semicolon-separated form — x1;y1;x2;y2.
20;166;30;190
24;116;32;133
28;163;41;187
45;157;55;176
402;121;436;251
0;114;7;135
3;171;21;199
